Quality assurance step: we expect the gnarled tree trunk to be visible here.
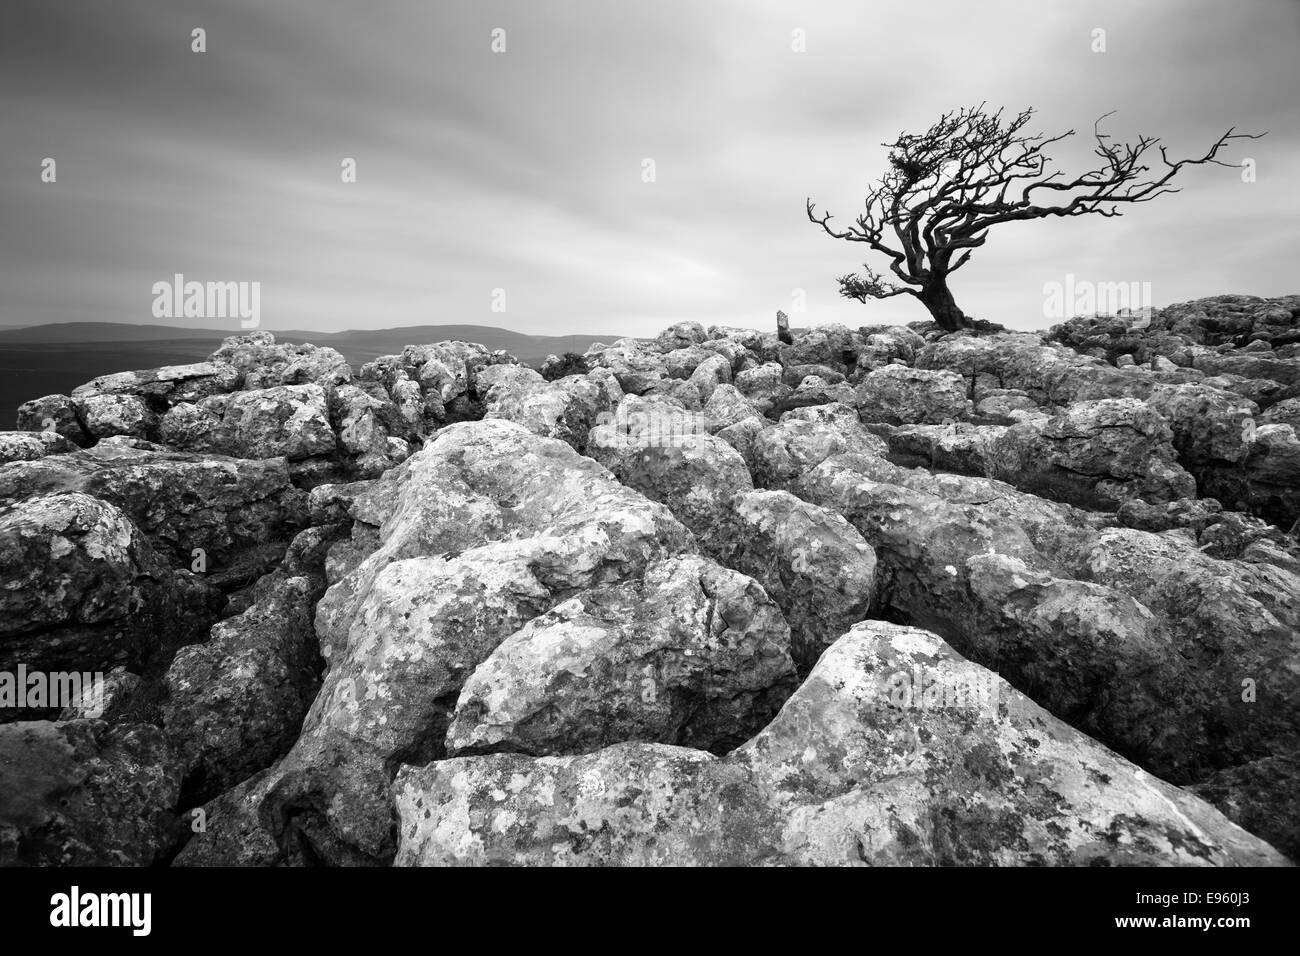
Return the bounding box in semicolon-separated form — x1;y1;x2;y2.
918;281;970;332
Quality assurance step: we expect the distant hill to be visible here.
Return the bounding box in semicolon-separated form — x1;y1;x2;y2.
302;325;628;366
0;323;261;344
0;323;631;428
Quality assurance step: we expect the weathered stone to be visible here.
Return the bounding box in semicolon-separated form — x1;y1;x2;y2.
209;332;351;390
1191;753;1300;862
992;399;1197;509
71;362;241;405
0;492;217;676
161;565;328;803
15;394;91;447
714;415;770;468
1262;397;1300;432
714;490;876;669
170;769;284;866
185;420;696;865
0;443;308;568
653;321;707;353
589;397;752;544
481;368;615;452
856;325;926;368
687;353;732;404
776;323;858;371
0;430;74;464
162;384;336;461
916;332;1152;408
76;393;158;442
446;555;796;757
57;667;141;722
0;720;182;866
748;409;886;489
394;623;1288;866
583;339;668;395
734;362;790;415
702;384;759;433
854;365;970;425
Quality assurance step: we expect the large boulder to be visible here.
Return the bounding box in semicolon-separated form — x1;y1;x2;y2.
653;321;707;353
1191;754;1300;863
661;345;719;379
1145;382;1300;526
76;393;158;442
208;331;351;390
179;420;700;865
733;362;790;416
15;394;90;446
885;421;1009;478
1239;425;1300;528
990;398;1197;509
0;443;309;569
445;555;796;757
887;396;1209;513
331;383;400;455
393;622;1288;866
583;339;668;395
0;492;218;678
776;323;859;371
701;384;760;433
71;362;241;406
687;353;732;404
1073;526;1300;772
161;384;337;461
588;397;752;544
480;366;618;452
854;365;970;425
747;407;886;488
0;720;182;866
787;441;1298;787
160;526;340;804
0;430;74;464
712;490;876;669
1261;397;1300;432
855;325;926;369
915;332;1152;408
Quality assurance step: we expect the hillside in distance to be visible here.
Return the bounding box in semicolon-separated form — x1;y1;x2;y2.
0;322;630;426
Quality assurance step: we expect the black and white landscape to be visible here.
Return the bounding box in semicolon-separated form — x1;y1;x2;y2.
1;1;1298;873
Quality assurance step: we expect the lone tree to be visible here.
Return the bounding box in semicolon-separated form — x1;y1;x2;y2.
807;104;1263;332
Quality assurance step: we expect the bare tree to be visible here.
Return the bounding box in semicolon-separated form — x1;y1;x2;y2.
807;105;1264;331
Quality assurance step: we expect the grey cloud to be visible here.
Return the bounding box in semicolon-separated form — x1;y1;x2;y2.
1;0;1295;336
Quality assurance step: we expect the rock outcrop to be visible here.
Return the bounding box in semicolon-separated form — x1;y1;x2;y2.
0;492;218;682
394;622;1288;866
175;420;797;865
0;720;182;865
5;295;1298;867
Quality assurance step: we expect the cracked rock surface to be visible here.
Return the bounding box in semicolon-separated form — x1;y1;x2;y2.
3;297;1299;866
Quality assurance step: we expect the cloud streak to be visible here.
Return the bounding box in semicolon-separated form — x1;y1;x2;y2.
1;0;1296;336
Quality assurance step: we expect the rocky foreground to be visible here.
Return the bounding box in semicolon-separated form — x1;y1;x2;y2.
1;293;1298;866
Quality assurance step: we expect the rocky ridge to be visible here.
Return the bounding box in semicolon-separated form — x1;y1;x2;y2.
1;293;1298;866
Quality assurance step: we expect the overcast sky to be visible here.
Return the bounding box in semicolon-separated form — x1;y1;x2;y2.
1;0;1297;337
